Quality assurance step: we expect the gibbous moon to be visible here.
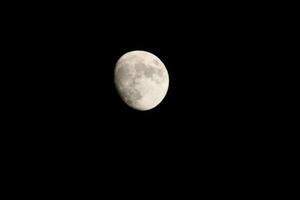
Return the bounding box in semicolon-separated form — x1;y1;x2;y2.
114;50;169;111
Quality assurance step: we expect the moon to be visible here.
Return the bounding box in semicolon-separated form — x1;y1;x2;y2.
114;50;169;111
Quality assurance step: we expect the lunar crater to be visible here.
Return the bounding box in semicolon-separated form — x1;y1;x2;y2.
153;59;160;65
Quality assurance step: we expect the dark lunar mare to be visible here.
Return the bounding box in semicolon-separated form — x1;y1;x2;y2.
115;63;143;105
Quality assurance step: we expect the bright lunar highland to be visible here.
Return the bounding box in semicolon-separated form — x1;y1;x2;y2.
114;50;169;111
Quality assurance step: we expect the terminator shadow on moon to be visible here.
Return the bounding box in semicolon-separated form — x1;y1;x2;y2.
114;50;169;111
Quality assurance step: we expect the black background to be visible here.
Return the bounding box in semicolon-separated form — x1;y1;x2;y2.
3;1;278;194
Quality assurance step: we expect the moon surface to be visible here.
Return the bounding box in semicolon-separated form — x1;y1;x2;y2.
114;50;169;111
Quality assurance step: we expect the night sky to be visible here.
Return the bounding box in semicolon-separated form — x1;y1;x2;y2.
5;2;274;193
14;3;265;155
